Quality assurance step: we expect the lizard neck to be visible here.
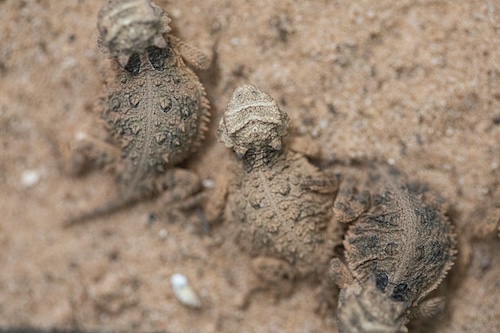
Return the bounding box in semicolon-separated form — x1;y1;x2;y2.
239;147;285;173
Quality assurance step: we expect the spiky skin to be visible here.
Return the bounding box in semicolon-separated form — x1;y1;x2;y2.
230;149;337;279
212;85;340;293
102;36;210;200
97;0;171;64
331;165;457;332
65;7;209;225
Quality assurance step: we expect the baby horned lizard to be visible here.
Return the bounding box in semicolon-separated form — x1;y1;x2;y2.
207;85;340;300
65;0;210;225
330;165;457;333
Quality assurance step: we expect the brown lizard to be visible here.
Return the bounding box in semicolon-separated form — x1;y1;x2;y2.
330;164;457;332
65;0;210;226
206;84;342;308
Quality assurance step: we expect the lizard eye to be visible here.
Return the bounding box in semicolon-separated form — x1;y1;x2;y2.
147;46;168;71
375;271;388;291
391;282;409;302
124;53;141;75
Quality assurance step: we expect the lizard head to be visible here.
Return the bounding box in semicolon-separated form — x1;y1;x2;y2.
98;0;171;66
337;278;409;333
218;84;289;159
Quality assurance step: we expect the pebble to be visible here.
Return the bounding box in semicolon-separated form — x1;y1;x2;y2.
159;228;168;239
170;273;201;308
20;169;41;188
202;178;215;189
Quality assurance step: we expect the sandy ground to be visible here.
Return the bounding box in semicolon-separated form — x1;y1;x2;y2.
0;0;499;332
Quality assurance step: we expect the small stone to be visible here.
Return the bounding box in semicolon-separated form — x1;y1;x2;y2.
159;228;168;239
202;178;215;189
170;273;201;308
21;169;41;188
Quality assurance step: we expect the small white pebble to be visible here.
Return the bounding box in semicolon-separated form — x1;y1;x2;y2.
202;178;215;189
319;119;329;129
230;37;240;46
75;130;87;141
159;229;168;239
170;274;201;308
443;163;452;171
170;8;182;18
171;273;188;288
21;169;41;188
387;158;395;166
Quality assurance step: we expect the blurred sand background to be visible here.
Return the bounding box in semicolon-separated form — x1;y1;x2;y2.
0;0;499;332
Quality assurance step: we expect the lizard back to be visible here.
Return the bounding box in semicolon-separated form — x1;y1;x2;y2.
103;38;209;199
344;165;456;305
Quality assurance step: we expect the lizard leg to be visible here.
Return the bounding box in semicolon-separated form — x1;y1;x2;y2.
410;297;445;319
332;178;370;224
329;258;354;289
63;128;120;176
156;167;203;207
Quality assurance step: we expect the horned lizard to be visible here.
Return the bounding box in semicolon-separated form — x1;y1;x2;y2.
330;164;457;333
65;0;210;225
206;85;341;303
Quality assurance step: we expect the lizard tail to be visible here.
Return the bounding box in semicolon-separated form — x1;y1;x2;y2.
63;196;136;228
